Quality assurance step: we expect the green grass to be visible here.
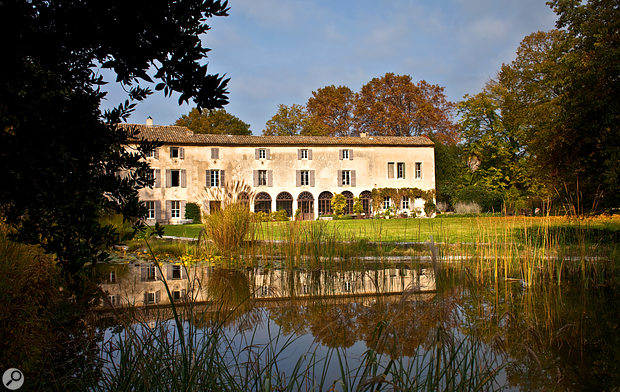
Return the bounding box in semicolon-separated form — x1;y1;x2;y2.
162;215;620;244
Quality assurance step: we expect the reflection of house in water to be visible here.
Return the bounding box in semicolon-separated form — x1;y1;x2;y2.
98;262;435;308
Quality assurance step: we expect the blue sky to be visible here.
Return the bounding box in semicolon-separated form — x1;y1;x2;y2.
102;0;558;134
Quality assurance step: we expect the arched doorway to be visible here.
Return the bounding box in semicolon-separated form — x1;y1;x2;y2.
276;192;294;217
342;191;354;215
297;192;314;220
360;191;372;216
254;192;272;214
318;191;333;216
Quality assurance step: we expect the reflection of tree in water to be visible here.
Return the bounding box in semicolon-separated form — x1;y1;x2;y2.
307;301;360;348
192;268;261;332
455;281;620;390
357;290;459;357
269;303;308;336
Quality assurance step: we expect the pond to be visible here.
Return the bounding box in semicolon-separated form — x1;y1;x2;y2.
94;259;619;390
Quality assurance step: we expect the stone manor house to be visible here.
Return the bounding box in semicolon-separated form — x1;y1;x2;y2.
123;120;435;223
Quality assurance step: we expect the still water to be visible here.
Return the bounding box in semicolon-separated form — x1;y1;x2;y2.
97;261;620;390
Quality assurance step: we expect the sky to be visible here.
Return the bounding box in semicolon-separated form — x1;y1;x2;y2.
101;0;558;134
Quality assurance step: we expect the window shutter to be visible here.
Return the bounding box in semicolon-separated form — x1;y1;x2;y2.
166;201;172;220
296;170;301;187
268;170;273;187
166;170;171;187
351;170;356;187
156;290;161;303
167;265;173;280
211;148;219;159
154;148;159;159
180;147;185;159
308;149;313;160
155;201;161;221
255;149;260;160
181;201;187;219
253;170;258;187
170;148;174;159
220;170;225;188
310;170;315;187
206;170;211;187
155;169;161;188
387;163;394;179
339;149;343;160
298;149;302;160
349;149;354;160
337;170;342;187
181;267;187;279
266;149;271;160
143;292;148;304
403;163;406;179
140;266;147;282
181;170;187;188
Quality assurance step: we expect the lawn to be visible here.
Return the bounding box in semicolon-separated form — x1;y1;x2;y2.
161;215;620;245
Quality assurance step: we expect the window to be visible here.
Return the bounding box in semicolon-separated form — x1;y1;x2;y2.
146;149;155;158
415;162;423;179
341;170;351;186
258;170;267;186
301;149;308;159
145;292;156;304
142;265;156;282
387;162;395;178
300;170;309;186
344;281;352;292
383;197;391;210
210;170;220;187
342;149;350;160
211;148;219;159
171;201;181;218
397;162;405;179
170;169;180;187
172;290;186;301
171;265;182;280
108;295;118;306
109;271;116;284
258;148;266;159
170;147;180;158
402;196;410;209
146;201;156;219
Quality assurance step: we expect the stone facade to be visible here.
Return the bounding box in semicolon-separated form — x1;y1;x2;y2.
125;123;435;222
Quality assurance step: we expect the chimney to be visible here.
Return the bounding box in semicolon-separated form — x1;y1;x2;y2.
360;132;368;137
146;116;153;126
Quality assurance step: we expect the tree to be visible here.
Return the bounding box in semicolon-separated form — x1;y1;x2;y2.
262;104;323;136
354;73;458;143
306;85;355;136
331;194;346;217
0;0;230;287
545;0;620;209
175;108;251;135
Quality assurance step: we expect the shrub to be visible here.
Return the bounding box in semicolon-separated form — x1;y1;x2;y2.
456;185;503;212
331;193;346;217
436;201;449;213
454;201;482;214
252;211;270;222
184;202;202;223
353;197;364;215
424;200;436;217
270;210;289;222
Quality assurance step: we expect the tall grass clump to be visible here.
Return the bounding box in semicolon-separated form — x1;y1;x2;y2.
201;181;255;256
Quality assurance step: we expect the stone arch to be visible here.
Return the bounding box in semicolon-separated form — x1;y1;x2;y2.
318;191;334;216
360;190;372;215
276;192;294;217
342;191;354;215
297;191;314;220
254;192;272;214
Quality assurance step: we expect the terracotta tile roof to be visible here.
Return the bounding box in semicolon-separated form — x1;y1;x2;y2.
120;123;434;147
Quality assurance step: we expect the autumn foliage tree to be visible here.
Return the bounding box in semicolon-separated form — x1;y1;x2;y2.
175;108;251;135
306;85;355;136
262;104;323;136
354;73;458;143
